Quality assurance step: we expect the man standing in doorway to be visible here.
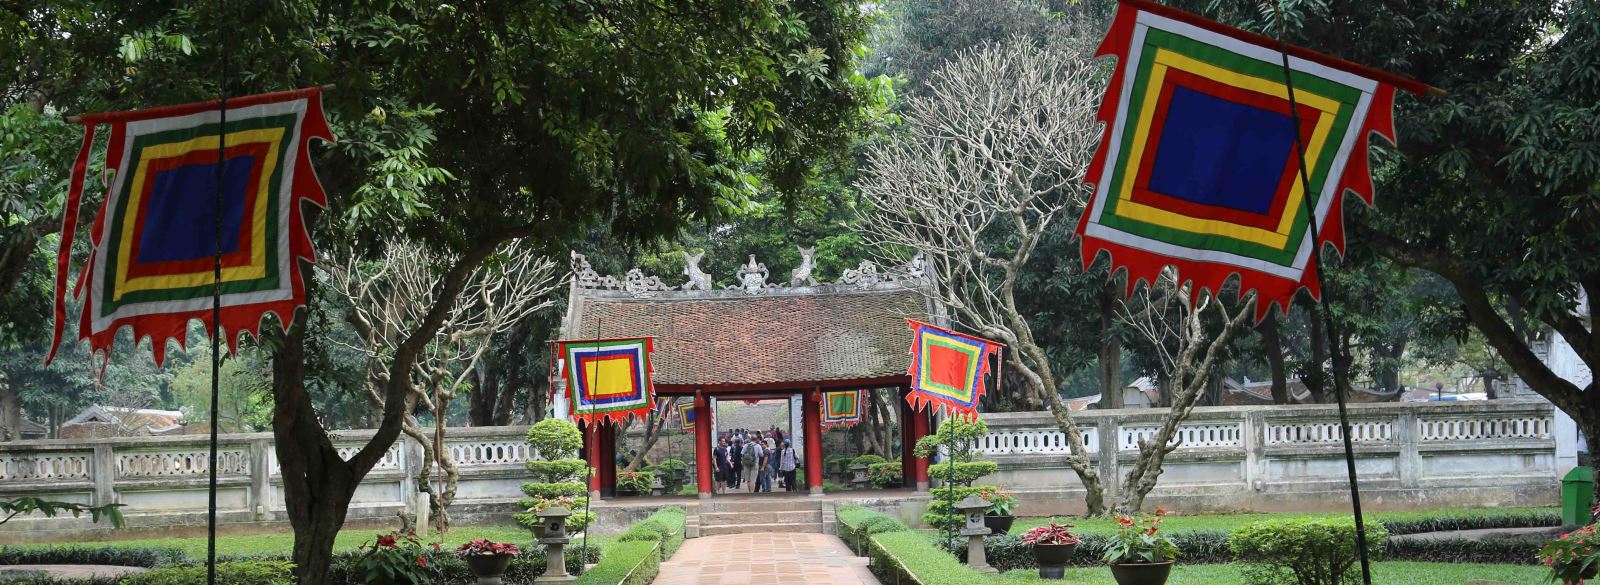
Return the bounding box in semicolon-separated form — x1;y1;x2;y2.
729;438;744;491
713;438;732;495
778;439;798;492
742;434;765;494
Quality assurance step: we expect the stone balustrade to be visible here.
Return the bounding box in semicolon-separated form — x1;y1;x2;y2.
974;400;1559;515
0;401;1560;540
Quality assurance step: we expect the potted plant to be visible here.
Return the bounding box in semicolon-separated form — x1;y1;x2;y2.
1541;524;1600;584
1020;522;1081;579
1102;510;1178;585
978;486;1017;535
457;538;522;582
355;530;435;585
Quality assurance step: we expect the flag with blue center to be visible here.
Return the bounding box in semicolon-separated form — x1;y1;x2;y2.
48;87;333;365
1078;0;1429;317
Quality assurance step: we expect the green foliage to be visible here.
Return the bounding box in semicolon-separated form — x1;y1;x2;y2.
616;507;686;560
572;541;660;585
822;480;852;493
1379;511;1559;535
836;505;910;553
850;454;888;467
867;531;986;585
924;484;999;530
0;546;186;568
866;461;903;489
1102;513;1179;565
527;419;583;460
913;417;989;462
644;459;689;492
120;561;293;585
526;460;589;483
942;530;1237;571
616;471;655;495
930;461;999;485
520;482;587;499
352;530;433;585
1384;535;1543;566
168;351;272;433
0;497;124;528
1230;518;1389;585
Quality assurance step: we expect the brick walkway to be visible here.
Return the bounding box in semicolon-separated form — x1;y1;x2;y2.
655;533;879;585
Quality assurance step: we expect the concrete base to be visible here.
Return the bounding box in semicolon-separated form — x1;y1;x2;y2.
698;491;712;500
916;481;930;492
810;487;824;496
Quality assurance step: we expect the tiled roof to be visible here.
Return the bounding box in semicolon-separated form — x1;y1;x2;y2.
568;289;931;388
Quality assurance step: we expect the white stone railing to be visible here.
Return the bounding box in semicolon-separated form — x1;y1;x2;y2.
976;400;1559;510
0;425;536;539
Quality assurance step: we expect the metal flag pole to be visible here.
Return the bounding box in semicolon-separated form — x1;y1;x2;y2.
1269;3;1373;583
207;2;229;582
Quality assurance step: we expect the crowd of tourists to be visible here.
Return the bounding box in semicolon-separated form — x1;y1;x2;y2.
712;427;799;494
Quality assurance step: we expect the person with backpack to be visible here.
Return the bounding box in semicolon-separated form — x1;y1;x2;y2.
741;435;765;493
729;439;744;490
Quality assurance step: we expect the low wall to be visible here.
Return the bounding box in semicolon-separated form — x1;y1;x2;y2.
0;401;1559;541
973;400;1559;515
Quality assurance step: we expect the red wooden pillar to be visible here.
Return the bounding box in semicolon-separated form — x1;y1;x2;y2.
911;408;931;491
598;423;617;497
803;387;824;495
584;421;602;499
899;389;915;488
693;391;713;499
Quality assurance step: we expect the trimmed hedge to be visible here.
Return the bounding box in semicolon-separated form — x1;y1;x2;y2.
1383;534;1546;565
616;507;687;559
937;530;1234;571
0;546;188;568
836;505;910;554
1379;511;1559;535
121;560;293;585
868;531;984;585
574;541;660;585
322;546;599;585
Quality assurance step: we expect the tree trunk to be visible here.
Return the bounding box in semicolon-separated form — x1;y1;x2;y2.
625;406;670;472
1258;312;1290;404
1304;308;1329;404
467;367;498;427
273;323;363;585
492;371;517;426
1099;284;1124;409
1376;340;1408;393
0;381;20;442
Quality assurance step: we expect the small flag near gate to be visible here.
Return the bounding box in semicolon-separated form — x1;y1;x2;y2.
906;320;1003;419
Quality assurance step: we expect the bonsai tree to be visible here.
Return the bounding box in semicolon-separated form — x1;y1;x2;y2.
514;419;594;532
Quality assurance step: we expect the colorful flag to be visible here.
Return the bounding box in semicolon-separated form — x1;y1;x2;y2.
48;87;333;365
557;337;656;425
677;402;697;431
821;390;864;428
1078;0;1430;317
906;320;1002;418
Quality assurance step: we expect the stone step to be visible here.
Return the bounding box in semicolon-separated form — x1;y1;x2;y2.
700;500;821;514
700;510;822;526
699;522;824;536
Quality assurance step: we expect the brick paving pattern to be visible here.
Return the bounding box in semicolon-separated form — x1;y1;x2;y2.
655;533;879;585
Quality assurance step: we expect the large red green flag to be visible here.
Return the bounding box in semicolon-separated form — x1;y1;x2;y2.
1077;0;1430;318
48;87;333;365
557;337;656;425
906;320;1002;418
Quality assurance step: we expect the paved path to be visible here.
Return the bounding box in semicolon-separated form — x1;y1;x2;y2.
0;565;148;579
656;533;879;585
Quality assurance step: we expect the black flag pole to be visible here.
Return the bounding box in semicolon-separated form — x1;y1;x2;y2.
1269;3;1373;583
208;2;229;582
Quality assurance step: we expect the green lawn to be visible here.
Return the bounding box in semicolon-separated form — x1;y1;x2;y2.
1007;506;1557;536
993;562;1545;584
25;525;611;558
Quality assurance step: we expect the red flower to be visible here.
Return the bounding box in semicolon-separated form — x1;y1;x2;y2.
1155;507;1167;516
376;534;397;548
417;555;428;567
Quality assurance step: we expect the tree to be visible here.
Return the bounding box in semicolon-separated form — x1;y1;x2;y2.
1115;273;1254;512
169;350;272;433
327;238;559;533
857;38;1113;513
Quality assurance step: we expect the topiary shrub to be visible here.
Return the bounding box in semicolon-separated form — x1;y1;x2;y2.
0;546;189;568
928;461;997;485
616;470;656;495
517;419;594;533
923;484;997;530
851;454;888;467
1230;518;1388;585
121;560;294;585
836;505;910;553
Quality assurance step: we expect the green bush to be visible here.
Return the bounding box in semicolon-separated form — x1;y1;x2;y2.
822;480;852;493
913;416;989;462
520;482;588;499
1384;534;1544;565
574;541;660;585
526;459;589;481
851;454;888;467
923;484;997;530
646;459;690;493
867;461;903;488
0;546;188;568
928;460;998;485
325;547;600;585
938;529;1235;571
121;560;294;585
868;531;985;585
527;418;583;459
1230;519;1389;585
616;470;655;495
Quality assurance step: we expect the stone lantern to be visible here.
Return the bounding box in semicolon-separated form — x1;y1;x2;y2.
536;505;577;583
955;494;997;574
849;462;870;489
650;475;665;496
